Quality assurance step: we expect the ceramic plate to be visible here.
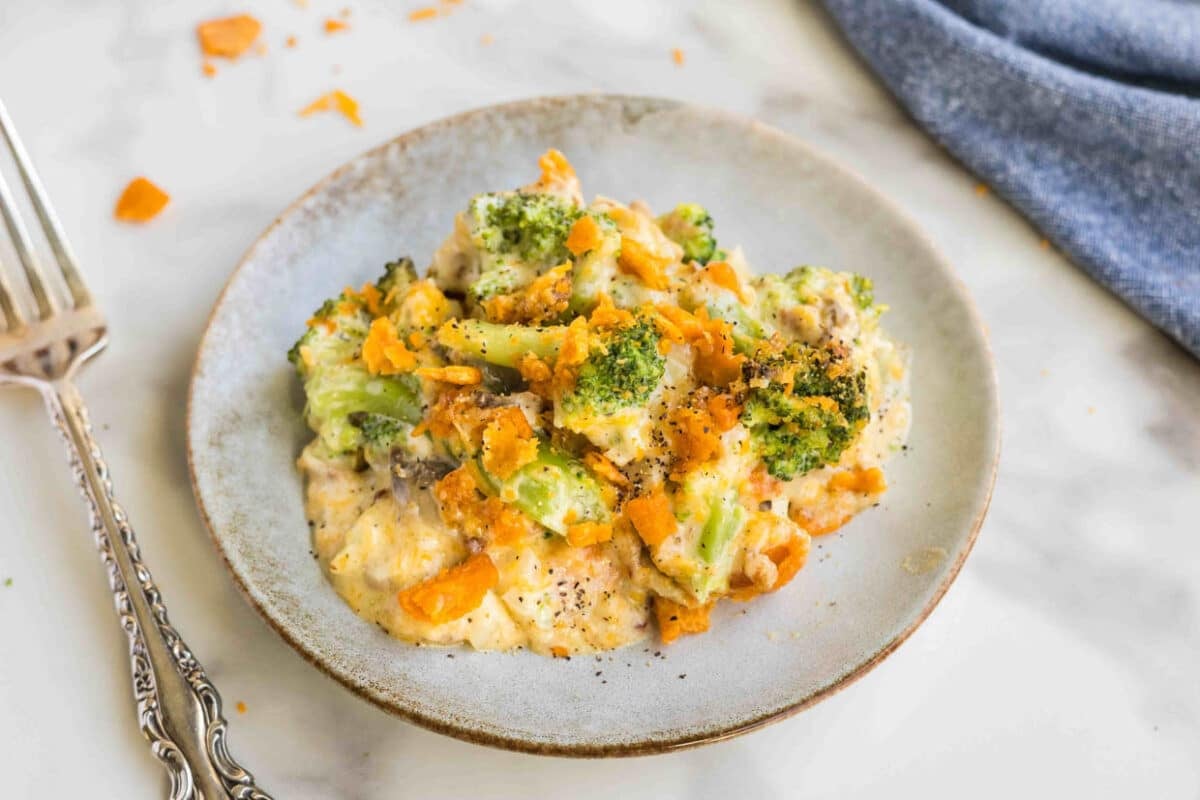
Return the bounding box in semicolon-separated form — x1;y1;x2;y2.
187;95;999;756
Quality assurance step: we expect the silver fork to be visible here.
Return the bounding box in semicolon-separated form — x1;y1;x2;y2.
0;100;271;799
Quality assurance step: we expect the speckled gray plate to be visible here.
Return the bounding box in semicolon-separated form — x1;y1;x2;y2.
187;95;999;756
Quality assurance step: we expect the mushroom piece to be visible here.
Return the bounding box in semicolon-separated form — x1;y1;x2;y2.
390;449;457;505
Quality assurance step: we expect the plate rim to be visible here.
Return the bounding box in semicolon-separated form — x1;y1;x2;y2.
186;93;1001;757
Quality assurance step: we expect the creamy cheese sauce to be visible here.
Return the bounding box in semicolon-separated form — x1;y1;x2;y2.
301;326;908;654
304;446;652;654
295;150;910;655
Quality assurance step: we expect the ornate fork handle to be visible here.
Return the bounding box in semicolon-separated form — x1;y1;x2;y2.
43;379;272;800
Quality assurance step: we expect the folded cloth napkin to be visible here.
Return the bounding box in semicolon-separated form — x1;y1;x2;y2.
820;0;1200;358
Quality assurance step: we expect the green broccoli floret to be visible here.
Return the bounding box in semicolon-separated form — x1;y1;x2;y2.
471;192;581;263
288;273;423;454
681;275;774;353
288;293;371;378
287;256;420;375
376;257;417;311
658;203;717;265
741;343;869;480
742;392;853;479
468;265;525;302
348;410;408;446
794;353;869;427
850;274;874;310
304;366;422;453
783;265;874;312
753;266;880;341
709;292;774;352
760;265;831;310
466;192;582;301
567;212;626;314
472;440;610;535
560;317;666;416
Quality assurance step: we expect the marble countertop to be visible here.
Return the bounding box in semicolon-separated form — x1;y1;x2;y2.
1;0;1197;796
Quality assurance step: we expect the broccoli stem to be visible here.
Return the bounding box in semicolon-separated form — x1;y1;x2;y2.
687;489;744;598
696;491;744;564
437;319;564;368
304;366;422;453
471;440;609;535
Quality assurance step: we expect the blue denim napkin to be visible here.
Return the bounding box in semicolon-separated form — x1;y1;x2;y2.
820;0;1200;357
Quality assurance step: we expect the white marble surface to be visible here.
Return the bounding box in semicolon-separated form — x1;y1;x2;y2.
0;0;1197;796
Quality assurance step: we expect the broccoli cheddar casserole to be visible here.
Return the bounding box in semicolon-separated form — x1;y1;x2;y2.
289;150;910;655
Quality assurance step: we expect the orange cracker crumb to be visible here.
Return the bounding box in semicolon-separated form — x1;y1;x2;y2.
655;597;711;644
286;35;298;48
1039;238;1050;249
398;553;498;625
416;365;483;385
202;61;217;77
341;6;353;17
409;6;439;21
566;521;613;548
114;177;170;224
324;18;349;33
299;89;363;127
974;182;989;196
480;33;494;45
236;701;247;714
362;318;416;374
672;47;685;66
197;15;262;59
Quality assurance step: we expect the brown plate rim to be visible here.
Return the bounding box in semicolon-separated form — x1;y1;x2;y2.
185;93;1001;757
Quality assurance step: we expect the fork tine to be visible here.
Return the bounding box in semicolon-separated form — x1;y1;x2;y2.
0;254;24;331
0;98;91;310
0;167;57;319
